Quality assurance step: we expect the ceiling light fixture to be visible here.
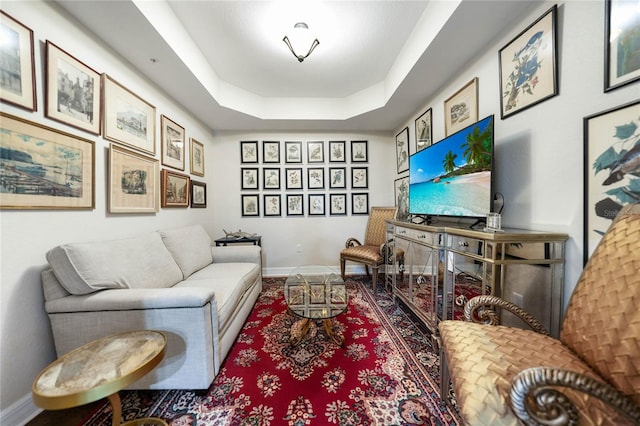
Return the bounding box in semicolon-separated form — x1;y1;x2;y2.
282;22;320;63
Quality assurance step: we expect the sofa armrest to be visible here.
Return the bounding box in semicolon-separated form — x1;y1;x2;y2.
463;294;550;336
45;287;216;314
211;245;261;264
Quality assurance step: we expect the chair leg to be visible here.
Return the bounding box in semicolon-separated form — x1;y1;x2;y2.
439;347;451;404
372;267;378;292
340;257;346;279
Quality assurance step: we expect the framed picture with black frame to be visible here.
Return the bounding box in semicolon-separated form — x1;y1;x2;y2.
329;140;346;162
330;193;347;216
604;0;640;92
351;167;368;189
241;194;259;217
395;127;409;173
241;168;258;190
190;180;206;208
307;141;324;163
351;140;368;163
160;114;185;171
263;168;280;190
285;168;303;189
329;167;346;189
285;141;302;163
286;194;304;216
262;141;280;163
351;193;369;215
415;108;432;152
263;194;281;216
307;167;325;189
308;194;325;216
241;140;258;163
394;176;409;221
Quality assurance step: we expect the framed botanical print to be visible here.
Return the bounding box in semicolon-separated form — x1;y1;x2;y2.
351;193;369;215
109;144;158;213
394;176;409;221
285;141;302;163
161;115;185;170
241;140;258;163
286;194;304;216
307;167;325;189
103;74;156;155
351;140;368;163
583;100;639;263
499;5;558;118
263;141;280;163
329;167;346;189
45;41;101;134
286;168;303;189
396;127;409;173
190;138;205;176
263;167;280;190
190;180;206;208
241;168;259;190
329;140;346;162
330;193;347;216
161;169;190;208
263;194;281;216
605;0;640;91
307;141;324;163
241;194;259;217
351;167;368;189
444;77;478;135
308;194;325;216
415;108;432;152
0;11;36;111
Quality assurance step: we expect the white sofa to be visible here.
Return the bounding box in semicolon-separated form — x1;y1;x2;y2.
41;224;262;390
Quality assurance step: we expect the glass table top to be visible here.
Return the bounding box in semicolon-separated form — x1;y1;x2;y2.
284;265;348;320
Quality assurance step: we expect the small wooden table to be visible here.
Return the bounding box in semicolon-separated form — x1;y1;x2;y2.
32;330;167;426
214;235;262;246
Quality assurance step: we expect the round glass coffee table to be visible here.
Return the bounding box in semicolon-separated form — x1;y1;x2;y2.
32;330;167;426
284;265;348;346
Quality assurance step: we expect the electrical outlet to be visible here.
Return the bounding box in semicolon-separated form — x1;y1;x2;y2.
296;244;302;253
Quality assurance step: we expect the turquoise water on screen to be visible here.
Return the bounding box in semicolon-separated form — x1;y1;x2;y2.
409;171;491;217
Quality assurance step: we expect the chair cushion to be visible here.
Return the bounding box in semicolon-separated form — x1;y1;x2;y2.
439;320;632;425
341;245;382;265
160;224;213;278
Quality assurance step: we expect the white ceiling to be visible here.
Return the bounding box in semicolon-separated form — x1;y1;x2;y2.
55;0;536;133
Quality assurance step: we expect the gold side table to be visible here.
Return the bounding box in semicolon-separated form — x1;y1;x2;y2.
32;330;168;426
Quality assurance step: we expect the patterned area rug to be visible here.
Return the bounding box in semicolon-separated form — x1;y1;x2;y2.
82;276;461;425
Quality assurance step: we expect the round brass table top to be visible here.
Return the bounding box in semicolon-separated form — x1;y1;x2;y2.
32;330;166;410
284;265;348;320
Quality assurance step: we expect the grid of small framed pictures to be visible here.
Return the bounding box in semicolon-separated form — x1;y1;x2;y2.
240;139;369;216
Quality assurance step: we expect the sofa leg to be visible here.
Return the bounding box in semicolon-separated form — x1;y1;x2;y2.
439;347;451;404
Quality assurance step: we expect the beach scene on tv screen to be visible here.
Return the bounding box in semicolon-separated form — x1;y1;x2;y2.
409;116;493;217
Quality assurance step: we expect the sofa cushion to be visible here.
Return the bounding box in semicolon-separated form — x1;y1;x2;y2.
160;225;213;278
46;232;183;295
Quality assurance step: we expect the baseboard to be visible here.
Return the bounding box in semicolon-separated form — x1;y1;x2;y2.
1;393;40;425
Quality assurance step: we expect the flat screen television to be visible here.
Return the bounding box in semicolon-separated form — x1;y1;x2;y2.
409;115;494;221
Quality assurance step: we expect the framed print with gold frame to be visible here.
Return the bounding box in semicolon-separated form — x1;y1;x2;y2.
0;112;94;210
103;74;156;155
444;77;478;136
161;169;190;207
108;144;158;213
190;138;205;176
0;11;36;111
45;41;101;134
161;114;185;170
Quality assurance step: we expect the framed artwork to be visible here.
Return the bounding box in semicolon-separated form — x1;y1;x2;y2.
45;41;101;135
190;138;205;176
263;194;281;216
109;144;159;214
241;194;259;217
241;168;259;190
0;11;36;111
308;194;325;216
286;194;304;216
605;0;640;91
330;193;347;216
351;140;368;162
262;141;280;163
394;176;409;221
285;141;302;163
351;167;368;189
329;167;346;189
161;169;189;207
103;74;156;155
415;108;432;152
307;167;325;189
583;100;640;264
396;127;409;173
0;112;94;210
329;140;346;162
444;77;478;135
499;5;558;119
285;168;303;189
161;115;185;170
241;140;258;163
352;193;369;215
307;141;324;163
190;180;206;208
263;167;281;190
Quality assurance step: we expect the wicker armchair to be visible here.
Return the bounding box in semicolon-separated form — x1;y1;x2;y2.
340;206;404;291
439;203;640;425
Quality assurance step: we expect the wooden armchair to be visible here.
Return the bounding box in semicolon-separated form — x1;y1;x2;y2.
439;203;640;425
340;206;404;291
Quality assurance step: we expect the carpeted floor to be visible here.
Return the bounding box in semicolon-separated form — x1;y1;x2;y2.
55;276;462;425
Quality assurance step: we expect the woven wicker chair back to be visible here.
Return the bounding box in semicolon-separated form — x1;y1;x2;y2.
561;203;640;405
364;207;397;246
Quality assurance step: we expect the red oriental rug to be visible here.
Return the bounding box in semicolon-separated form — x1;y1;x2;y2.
82;276;461;425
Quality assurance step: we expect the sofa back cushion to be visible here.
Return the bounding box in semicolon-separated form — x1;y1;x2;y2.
159;224;213;278
46;232;183;294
